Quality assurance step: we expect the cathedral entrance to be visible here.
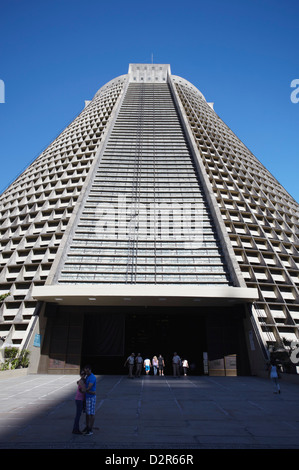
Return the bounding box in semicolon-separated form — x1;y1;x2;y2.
80;305;250;376
41;303;251;376
80;306;208;375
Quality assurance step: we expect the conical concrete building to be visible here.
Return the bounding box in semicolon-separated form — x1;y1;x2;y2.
1;64;298;376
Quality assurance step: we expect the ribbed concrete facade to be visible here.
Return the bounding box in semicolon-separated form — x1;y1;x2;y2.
173;76;299;353
57;82;231;285
0;74;126;348
0;64;298;376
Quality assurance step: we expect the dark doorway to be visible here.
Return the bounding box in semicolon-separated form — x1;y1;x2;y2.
46;304;251;376
125;307;207;375
80;306;207;375
81;307;125;374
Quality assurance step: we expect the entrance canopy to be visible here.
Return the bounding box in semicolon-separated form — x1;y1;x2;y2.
32;284;258;307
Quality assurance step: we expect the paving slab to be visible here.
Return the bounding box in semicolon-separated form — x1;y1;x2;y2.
0;373;298;451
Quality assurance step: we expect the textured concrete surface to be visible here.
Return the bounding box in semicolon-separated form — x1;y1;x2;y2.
0;373;298;450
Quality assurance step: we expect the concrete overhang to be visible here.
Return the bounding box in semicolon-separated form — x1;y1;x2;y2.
32;284;259;307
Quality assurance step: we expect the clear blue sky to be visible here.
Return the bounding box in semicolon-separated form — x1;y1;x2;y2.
0;0;298;202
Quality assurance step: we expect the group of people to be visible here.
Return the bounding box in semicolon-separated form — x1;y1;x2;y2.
124;353;165;378
72;364;97;435
71;358;283;436
124;352;190;378
71;354;190;435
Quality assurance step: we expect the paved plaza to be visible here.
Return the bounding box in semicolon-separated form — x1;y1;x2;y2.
0;373;299;450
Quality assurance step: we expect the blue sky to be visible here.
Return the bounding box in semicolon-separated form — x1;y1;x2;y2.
0;0;298;202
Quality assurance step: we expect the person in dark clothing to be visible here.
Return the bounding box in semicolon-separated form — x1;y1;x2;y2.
158;354;165;376
124;353;135;378
172;352;181;377
135;353;143;377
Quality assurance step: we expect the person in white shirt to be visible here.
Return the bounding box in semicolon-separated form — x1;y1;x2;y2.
152;356;158;375
144;358;151;375
182;359;189;376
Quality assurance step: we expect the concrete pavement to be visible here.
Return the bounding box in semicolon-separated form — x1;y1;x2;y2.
0;373;299;449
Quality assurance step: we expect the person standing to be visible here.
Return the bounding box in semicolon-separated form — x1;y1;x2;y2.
72;370;86;434
269;361;281;394
158;354;165;376
172;352;181;377
83;365;97;435
182;359;189;376
124;353;135;378
144;357;151;375
152;356;158;375
135;353;143;377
